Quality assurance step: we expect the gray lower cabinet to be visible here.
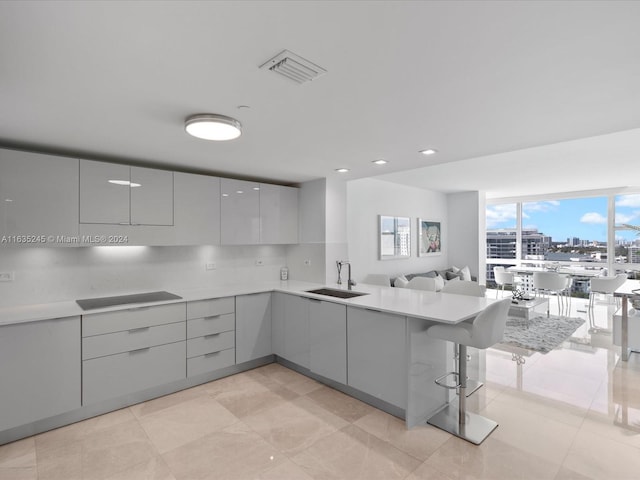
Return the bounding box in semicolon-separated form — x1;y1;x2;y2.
186;297;236;377
236;293;272;364
309;299;347;384
0;316;81;432
347;307;407;409
82;303;186;405
271;292;310;369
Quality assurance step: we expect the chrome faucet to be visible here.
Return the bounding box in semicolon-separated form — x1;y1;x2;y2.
337;260;356;290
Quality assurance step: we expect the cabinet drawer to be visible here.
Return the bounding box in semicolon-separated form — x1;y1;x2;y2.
83;303;186;337
83;321;185;360
187;348;235;378
187;313;235;338
187;297;234;320
82;341;186;405
187;330;235;358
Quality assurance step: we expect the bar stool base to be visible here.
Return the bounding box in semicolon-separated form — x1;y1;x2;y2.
427;404;498;445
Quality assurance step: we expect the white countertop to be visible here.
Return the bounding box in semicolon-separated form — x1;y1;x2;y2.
0;280;494;326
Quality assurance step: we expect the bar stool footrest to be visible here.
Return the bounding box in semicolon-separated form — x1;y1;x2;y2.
427;404;498;445
434;372;459;389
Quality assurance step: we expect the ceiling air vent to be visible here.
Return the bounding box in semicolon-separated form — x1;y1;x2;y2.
259;50;327;84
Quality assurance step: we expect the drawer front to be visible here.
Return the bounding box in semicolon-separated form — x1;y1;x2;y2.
187;330;235;358
83;303;186;337
187;297;234;320
187;313;235;338
82;341;186;405
83;321;185;360
187;348;235;378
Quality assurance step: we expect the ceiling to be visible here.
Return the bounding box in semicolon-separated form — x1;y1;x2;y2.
1;1;639;197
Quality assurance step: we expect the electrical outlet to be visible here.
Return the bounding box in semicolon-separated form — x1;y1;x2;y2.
255;259;264;266
303;259;311;266
205;263;216;271
0;271;14;282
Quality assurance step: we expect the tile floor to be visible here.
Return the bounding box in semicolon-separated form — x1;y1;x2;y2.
1;296;640;479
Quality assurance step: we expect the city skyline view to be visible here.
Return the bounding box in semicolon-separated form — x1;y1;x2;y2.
486;194;640;244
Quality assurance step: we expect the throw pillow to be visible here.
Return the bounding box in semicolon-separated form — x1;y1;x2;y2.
460;265;472;281
394;275;409;288
445;271;463;281
434;274;445;291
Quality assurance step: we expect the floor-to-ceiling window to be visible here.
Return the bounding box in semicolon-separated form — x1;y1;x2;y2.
486;191;640;289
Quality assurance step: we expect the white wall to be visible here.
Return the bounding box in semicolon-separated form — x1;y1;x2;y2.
346;178;449;283
447;191;485;283
0;244;288;307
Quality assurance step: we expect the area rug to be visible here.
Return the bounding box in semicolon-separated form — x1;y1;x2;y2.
500;315;585;354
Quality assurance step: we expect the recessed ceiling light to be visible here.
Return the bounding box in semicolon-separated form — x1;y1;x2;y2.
185;114;242;141
419;148;438;156
236;190;244;194
372;159;388;165
335;168;350;173
253;187;260;191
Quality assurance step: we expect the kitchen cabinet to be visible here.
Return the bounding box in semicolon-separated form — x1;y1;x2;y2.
221;179;299;245
0;148;79;242
0;316;81;432
80;160;173;226
347;307;407;409
220;178;260;245
271;292;310;368
259;183;298;244
236;293;272;364
172;172;220;245
309;299;347;384
186;297;236;377
82;303;186;405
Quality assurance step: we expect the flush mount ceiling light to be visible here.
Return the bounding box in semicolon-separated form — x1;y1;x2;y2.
419;148;438;156
185;114;242;141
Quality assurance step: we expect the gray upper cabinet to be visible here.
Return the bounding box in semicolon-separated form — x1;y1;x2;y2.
0;149;79;242
220;178;261;245
259;183;299;244
172;172;220;245
80;160;173;226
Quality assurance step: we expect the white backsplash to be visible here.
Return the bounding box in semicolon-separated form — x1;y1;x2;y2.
0;245;290;307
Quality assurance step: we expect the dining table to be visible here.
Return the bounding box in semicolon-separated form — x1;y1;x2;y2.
614;279;640;361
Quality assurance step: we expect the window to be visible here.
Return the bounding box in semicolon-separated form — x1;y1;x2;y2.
615;194;640;267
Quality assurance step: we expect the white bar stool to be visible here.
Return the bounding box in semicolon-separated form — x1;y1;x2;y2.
426;298;512;445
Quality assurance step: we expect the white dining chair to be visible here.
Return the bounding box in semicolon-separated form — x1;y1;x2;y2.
588;273;627;328
493;266;517;298
532;271;570;317
441;280;486;297
405;277;437;291
362;274;391;287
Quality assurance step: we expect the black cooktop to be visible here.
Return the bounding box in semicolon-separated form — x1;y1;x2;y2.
76;291;182;310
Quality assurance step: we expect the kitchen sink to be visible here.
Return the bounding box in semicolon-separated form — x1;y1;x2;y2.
305;288;368;299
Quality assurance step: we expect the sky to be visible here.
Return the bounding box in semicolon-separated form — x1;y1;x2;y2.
486;194;640;243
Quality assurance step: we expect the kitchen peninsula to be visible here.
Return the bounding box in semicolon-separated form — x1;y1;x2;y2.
0;280;493;445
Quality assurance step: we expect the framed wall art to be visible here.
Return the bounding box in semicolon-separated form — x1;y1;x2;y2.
418;219;441;256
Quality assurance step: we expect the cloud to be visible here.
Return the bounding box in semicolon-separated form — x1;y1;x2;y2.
580;212;607;224
616;194;640;208
523;201;560;213
486;204;517;228
615;213;637;224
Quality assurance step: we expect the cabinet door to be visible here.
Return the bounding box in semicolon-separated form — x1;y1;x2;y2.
259;183;299;244
0;317;81;431
347;307;407;408
80;160;130;224
173;172;220;245
309;299;346;384
271;293;309;368
236;293;272;363
220;178;260;245
0;149;79;240
130;166;173;226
